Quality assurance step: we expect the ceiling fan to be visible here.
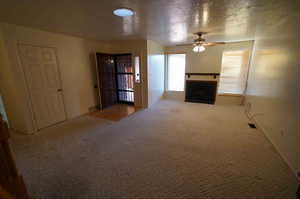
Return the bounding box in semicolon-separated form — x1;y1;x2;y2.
177;32;226;52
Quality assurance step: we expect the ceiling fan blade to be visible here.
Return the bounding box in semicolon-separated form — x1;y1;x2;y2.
214;42;226;44
175;43;194;47
202;42;226;46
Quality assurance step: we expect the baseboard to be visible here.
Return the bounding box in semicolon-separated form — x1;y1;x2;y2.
216;95;243;105
9;127;35;135
246;108;299;180
88;105;99;112
163;91;185;100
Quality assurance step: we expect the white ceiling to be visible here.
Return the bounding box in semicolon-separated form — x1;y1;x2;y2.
0;0;297;45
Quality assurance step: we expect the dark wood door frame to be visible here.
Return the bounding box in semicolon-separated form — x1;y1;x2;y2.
96;53;134;109
96;53;118;109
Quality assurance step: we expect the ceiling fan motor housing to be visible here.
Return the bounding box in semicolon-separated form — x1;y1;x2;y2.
194;38;205;43
194;32;207;43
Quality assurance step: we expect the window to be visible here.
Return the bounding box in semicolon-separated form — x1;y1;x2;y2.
134;56;140;83
218;50;250;95
167;54;186;91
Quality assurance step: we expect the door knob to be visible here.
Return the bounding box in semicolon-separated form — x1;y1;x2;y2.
57;89;63;92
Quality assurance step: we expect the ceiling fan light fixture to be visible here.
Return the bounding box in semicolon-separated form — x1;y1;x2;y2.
193;45;205;52
113;8;134;17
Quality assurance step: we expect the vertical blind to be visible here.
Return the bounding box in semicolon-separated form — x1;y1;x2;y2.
218;50;250;95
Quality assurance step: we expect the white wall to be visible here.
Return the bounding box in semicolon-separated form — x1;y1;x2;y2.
147;40;165;107
164;41;253;104
246;11;300;175
0;27;24;130
0;24;150;133
0;23;111;133
166;41;253;74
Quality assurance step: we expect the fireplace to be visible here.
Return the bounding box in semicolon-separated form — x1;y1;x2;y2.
185;80;217;104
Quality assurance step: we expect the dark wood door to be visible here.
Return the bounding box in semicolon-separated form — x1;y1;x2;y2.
115;54;134;104
96;53;117;109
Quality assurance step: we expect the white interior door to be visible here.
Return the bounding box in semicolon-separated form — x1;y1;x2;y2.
18;44;66;130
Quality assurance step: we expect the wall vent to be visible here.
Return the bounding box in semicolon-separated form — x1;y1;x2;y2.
248;123;257;129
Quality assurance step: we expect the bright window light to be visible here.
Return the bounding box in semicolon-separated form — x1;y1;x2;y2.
113;8;134;17
218;50;250;94
167;54;186;91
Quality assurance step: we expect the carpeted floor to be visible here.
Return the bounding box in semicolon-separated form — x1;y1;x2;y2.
90;104;139;121
11;99;298;199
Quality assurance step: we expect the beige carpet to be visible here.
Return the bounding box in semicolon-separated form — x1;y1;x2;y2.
90;104;139;121
11;99;298;199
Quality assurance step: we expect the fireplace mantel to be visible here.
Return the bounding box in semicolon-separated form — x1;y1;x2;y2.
185;73;220;79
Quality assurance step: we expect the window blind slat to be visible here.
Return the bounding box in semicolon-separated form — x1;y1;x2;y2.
218;51;249;94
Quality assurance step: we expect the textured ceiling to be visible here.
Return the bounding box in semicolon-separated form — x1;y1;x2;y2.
0;0;298;45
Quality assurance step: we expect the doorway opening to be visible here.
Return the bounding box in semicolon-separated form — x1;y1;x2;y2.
95;53;135;111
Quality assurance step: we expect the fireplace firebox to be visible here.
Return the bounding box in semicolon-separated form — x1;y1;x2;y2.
185;80;217;104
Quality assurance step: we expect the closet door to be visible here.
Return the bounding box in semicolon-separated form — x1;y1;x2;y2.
18;44;66;130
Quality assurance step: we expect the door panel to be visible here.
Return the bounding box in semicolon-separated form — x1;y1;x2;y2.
115;55;134;103
19;44;66;130
28;65;44;90
96;53;117;109
45;64;59;87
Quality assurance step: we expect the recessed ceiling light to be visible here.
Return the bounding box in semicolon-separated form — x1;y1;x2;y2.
113;8;134;17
